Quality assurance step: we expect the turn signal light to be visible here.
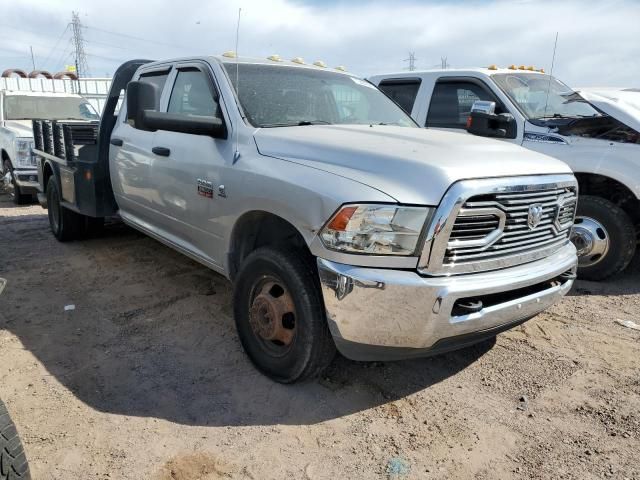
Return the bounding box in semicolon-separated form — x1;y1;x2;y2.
327;206;358;231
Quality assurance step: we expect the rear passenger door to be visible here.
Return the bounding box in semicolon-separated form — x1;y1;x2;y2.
110;66;171;224
150;62;231;267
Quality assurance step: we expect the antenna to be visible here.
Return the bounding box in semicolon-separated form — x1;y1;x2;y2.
233;8;242;163
543;32;559;119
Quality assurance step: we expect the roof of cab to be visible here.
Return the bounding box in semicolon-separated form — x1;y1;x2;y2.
369;67;547;80
141;55;353;76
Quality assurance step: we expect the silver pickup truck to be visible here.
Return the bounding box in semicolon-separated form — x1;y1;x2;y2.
33;56;578;383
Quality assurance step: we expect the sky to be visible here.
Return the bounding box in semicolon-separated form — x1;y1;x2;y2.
1;0;638;87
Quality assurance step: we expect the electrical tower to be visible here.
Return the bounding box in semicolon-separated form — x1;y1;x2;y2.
404;52;417;71
440;56;449;69
71;11;89;80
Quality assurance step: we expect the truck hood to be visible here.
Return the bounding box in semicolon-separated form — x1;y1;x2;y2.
253;125;572;205
579;90;640;132
2;120;33;138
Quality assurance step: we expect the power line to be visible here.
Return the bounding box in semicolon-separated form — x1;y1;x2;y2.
41;23;71;69
81;24;190;51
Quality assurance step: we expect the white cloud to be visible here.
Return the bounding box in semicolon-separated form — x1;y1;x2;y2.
1;0;638;87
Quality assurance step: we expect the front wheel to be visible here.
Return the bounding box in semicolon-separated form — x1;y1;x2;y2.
571;195;636;281
3;161;31;205
233;247;336;383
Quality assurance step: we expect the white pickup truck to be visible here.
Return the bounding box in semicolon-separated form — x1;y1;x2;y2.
33;56;578;383
0;90;99;203
370;68;640;280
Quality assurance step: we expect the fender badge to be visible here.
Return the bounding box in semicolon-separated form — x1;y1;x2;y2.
197;179;214;198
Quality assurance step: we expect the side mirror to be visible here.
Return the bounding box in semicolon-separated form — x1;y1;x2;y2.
126;81;157;131
466;100;517;139
142;111;227;139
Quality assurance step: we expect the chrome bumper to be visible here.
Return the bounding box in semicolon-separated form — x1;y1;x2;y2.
318;242;577;360
12;169;39;189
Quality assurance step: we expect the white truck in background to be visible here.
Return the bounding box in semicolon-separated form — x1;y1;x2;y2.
0;90;99;203
369;67;640;280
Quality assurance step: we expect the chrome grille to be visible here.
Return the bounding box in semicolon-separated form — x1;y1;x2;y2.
444;186;577;265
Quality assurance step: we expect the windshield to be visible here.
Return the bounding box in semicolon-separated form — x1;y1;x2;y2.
223;64;417;128
4;95;100;121
492;73;601;121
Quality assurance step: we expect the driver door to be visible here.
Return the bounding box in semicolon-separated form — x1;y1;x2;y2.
150;62;233;267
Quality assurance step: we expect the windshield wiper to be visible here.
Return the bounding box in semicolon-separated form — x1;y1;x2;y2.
260;120;332;128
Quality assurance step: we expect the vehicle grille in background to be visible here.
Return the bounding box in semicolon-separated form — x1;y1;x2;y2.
444;186;577;265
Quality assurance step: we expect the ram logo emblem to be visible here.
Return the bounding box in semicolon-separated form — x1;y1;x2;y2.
527;203;544;229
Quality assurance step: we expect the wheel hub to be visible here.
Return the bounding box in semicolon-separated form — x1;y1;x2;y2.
249;280;296;346
571;216;610;267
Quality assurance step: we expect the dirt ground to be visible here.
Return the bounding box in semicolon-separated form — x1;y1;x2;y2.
0;187;639;480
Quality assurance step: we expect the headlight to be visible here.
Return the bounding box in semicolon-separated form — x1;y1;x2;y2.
15;138;35;167
320;204;432;256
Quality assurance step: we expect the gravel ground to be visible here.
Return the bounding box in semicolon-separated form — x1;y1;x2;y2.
1;187;639;480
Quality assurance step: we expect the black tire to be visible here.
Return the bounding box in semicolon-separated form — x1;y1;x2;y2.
233;247;336;383
0;398;31;480
575;195;636;281
46;176;83;242
3;161;31;205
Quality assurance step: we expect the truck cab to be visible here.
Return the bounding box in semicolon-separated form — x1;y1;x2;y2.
369;67;640;280
0;90;99;203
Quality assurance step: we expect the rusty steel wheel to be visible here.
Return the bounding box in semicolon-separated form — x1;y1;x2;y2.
249;277;297;355
233;247;336;383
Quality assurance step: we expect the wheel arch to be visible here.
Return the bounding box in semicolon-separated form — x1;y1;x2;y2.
575;172;640;225
42;160;56;191
227;210;313;282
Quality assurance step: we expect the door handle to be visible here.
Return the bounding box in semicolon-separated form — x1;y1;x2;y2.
110;138;123;146
152;146;171;157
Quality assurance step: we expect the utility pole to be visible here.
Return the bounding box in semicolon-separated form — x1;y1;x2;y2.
404;52;417;71
29;46;36;70
71;11;89;91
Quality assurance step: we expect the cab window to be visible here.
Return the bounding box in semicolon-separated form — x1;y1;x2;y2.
426;80;500;128
168;68;220;118
378;79;421;114
138;70;169;108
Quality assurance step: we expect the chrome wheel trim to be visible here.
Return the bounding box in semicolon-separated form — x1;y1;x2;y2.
571;216;610;267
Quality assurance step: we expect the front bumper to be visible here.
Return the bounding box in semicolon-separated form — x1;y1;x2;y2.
12;169;39;193
318;242;577;361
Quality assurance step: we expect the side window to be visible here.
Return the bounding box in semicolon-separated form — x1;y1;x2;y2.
168;68;220;118
426;80;498;128
138;70;170;109
378;79;421;114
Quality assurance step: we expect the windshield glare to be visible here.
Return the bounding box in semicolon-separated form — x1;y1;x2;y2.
224;64;416;128
492;73;601;120
4;96;100;121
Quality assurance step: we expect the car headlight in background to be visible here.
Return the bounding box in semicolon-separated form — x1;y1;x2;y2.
320;204;432;255
14;138;36;167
